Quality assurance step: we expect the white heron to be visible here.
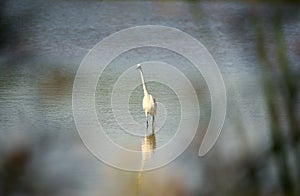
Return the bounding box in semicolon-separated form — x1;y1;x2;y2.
136;64;157;131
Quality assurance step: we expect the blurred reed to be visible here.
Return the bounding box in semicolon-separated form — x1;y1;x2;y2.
188;0;299;195
254;3;300;195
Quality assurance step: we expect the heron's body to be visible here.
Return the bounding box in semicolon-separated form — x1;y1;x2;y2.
143;93;156;116
137;64;157;130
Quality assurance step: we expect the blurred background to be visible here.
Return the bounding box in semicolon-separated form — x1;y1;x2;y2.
0;0;299;195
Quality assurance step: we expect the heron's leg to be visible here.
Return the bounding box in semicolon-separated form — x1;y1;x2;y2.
152;115;155;133
145;112;149;130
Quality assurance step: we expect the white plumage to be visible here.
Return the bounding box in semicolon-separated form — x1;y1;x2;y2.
136;64;157;130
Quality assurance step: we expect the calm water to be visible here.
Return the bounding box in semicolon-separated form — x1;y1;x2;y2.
0;0;270;150
0;0;299;194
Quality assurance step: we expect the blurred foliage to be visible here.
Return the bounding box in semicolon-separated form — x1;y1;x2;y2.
195;0;300;195
1;147;32;195
0;0;36;65
0;134;88;196
256;8;300;196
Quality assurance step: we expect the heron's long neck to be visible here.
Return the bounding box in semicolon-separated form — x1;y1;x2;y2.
139;68;149;96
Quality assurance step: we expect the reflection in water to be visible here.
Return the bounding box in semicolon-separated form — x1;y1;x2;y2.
136;132;156;193
141;132;156;161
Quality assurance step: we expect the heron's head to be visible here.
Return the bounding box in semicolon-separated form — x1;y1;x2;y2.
136;64;142;69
